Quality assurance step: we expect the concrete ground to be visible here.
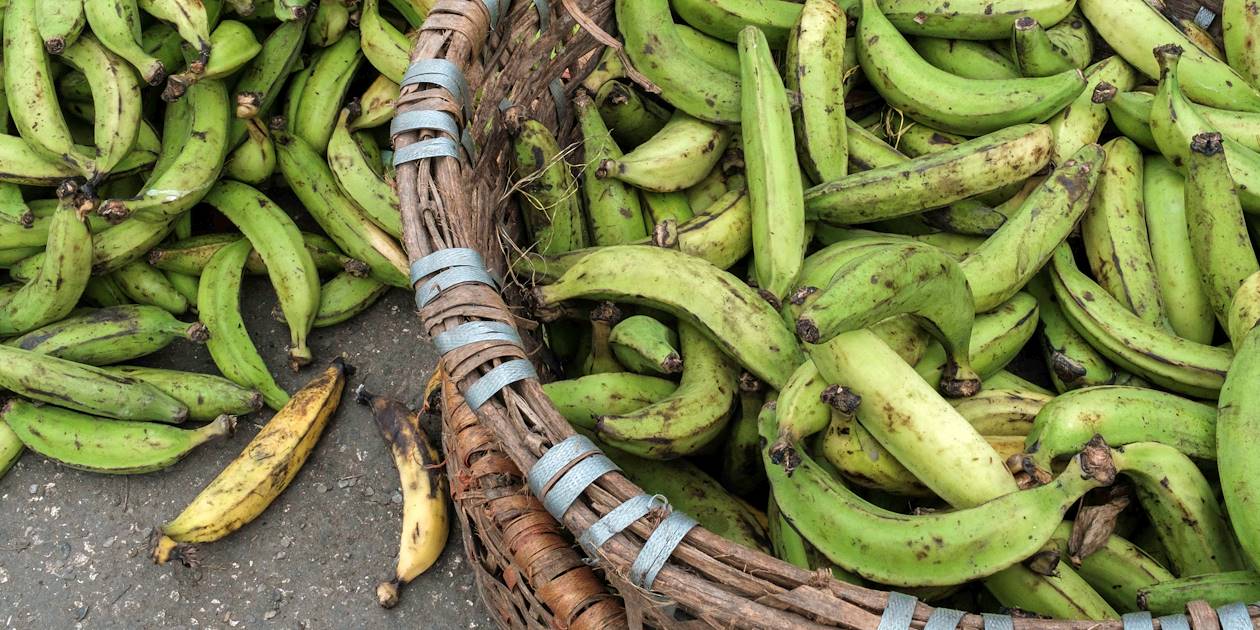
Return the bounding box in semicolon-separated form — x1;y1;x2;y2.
0;283;496;629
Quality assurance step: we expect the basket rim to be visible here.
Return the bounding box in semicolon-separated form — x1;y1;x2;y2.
392;1;1260;628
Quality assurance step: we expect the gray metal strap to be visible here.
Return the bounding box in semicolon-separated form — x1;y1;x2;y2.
577;494;664;556
416;265;496;307
463;358;537;409
1123;612;1154;630
1217;603;1252;630
924;607;966;630
433;321;522;355
390;109;460;139
1157;614;1190;630
982;614;1014;630
1195;6;1217;28
410;248;486;285
533;0;549;30
392;137;461;167
628;511;696;591
401;59;469;113
541;454;619;519
527;434;598;497
479;0;509;29
877;592;918;630
549;78;568;124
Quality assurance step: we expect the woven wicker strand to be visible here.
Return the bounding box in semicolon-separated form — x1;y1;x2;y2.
393;1;1260;628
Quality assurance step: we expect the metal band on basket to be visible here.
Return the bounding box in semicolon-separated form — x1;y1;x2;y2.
479;0;511;29
433;321;522;355
1121;612;1153;630
402;59;470;116
923;607;966;630
1217;602;1253;630
982;613;1015;630
577;494;667;556
532;0;550;30
1156;614;1191;630
877;592;918;630
393;137;462;168
465;359;537;409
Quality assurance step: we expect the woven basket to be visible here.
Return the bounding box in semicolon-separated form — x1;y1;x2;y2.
392;1;1260;628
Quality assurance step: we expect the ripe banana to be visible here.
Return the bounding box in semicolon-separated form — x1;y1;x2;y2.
857;0;1085;136
292;31;362;153
1044;522;1174;614
0;344;188;421
595;322;737;459
9;305;206;365
739;26;803;301
276;130;408;288
113;260;192;314
1223;0;1260;89
594;80;670;149
3;399;233;474
608;315;681;375
1142;155;1216;344
597;110;732;194
223;117;276;184
614;0;739;124
0;203;91;336
950;387;1050;436
149;232;361;277
542;372;676;428
198;238;290;410
506;108;588;256
1114;441;1246;576
103;365;263;421
575;91;645;247
360;0;409;83
5;0;95;179
804;124;1053;225
138;0;211;67
1138;571;1260;615
534;246;802;388
879;0;1075;40
911;38;1020;80
84;0;165;85
203;180;320;369
786;0;847;184
962;144;1105;312
1184;132;1260;339
36;0;86;54
228;17;305;144
808;329;1017;507
152;358;350;565
765;404;1114;586
1081;0;1260;112
1047;56;1138;165
914;291;1039;390
1027;274;1115;391
355;387;448;608
1080;137;1168;329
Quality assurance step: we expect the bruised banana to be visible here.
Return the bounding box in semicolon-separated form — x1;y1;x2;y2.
785;0;847;184
112;260;191;314
879;0;1075;40
307;0;348;47
152;359;350;565
1027;274;1115;391
1223;0;1260;89
857;0;1085;136
671;0;803;49
103;365;263;421
2;400;232;474
149;232;361;277
804;124;1052;225
533;246;803;388
1046;56;1137;165
542;372;676;429
203;181;320;369
763;405;1115;587
950;387;1051;436
0;203;91;336
84;0;166;86
506;108;587;256
597;110;731;193
575;91;645;247
0;345;188;422
608;315;681;375
1143;155;1215;344
348;74;399;131
595;322;738;459
198;238;290;410
8;305;206;365
59;33;142;177
356;387;448;609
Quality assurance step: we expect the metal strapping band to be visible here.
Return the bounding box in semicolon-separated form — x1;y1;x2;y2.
549;78;569;125
533;0;549;30
628;511;696;591
464;359;537;409
1195;6;1217;28
1156;615;1190;630
410;248;486;285
392;137;461;167
924;607;966;630
877;593;918;630
416;265;496;307
390;110;460;139
541;454;618;519
577;494;665;556
527;435;599;498
401;59;469;113
480;0;509;29
1217;603;1251;630
982;614;1014;630
433;321;521;355
1123;612;1154;630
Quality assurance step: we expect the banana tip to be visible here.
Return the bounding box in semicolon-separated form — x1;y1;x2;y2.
376;580;401;608
661;354;684;375
794;318;820;344
187;322;211;343
332;356;357;377
149;531;198;567
354;384;375;406
43;38;66;55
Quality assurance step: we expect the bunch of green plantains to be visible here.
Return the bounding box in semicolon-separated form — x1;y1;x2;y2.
507;0;1260;619
0;0;447;610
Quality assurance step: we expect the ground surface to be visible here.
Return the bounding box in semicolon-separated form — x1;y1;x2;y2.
0;284;496;629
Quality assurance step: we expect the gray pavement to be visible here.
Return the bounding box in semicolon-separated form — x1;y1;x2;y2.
0;283;496;629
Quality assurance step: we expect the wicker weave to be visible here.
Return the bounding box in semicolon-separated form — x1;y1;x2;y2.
393;1;1260;628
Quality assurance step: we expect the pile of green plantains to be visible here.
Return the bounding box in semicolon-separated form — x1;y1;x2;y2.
514;0;1260;620
0;0;423;488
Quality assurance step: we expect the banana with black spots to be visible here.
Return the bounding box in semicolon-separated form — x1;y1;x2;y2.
0;203;91;336
608;315;681;375
878;0;1076;40
9;305;205;365
1027;274;1116;391
291;31;362;153
360;0;409;82
36;0;86;54
1143;155;1216;344
104;365;263;421
0;344;189;421
786;0;848;184
574;91;645;247
597;110;732;193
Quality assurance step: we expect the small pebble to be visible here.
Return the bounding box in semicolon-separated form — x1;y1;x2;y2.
314;483;329;493
391;491;403;505
265;610;278;620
